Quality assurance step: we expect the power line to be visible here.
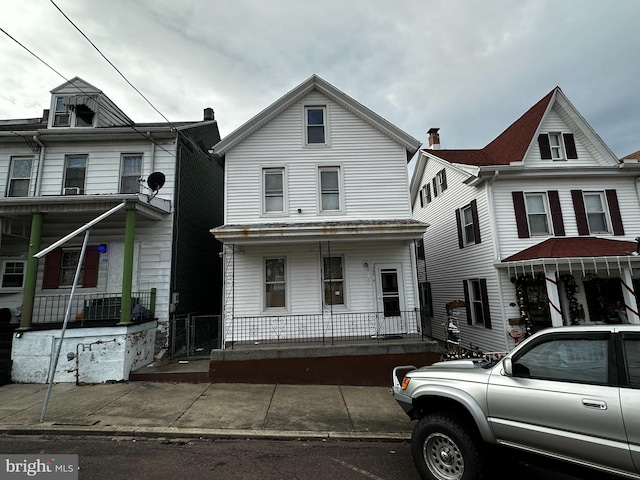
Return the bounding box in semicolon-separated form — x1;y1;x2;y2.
0;27;175;156
48;0;214;161
49;0;173;126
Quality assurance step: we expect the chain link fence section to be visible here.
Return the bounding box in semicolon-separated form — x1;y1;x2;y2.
170;313;222;358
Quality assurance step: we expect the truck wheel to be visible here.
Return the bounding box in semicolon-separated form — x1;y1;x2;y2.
411;413;484;480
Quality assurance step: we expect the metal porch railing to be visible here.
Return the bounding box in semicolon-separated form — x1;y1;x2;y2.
31;290;156;325
223;309;427;348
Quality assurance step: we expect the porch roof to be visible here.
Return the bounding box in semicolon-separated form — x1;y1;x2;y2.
0;193;171;220
210;219;428;244
503;237;638;262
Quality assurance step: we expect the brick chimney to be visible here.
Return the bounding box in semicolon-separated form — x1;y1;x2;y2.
204;107;215;121
428;128;440;150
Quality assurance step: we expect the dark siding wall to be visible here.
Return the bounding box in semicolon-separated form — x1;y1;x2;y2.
172;122;224;315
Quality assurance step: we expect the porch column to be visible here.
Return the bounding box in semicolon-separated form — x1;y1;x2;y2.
620;268;640;324
20;213;44;330
119;208;136;325
545;269;564;327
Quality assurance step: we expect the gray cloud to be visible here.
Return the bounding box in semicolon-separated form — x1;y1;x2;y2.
1;0;638;158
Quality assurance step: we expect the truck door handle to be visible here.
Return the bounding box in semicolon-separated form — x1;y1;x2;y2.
582;399;607;410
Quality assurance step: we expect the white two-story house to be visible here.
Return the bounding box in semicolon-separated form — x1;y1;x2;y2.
411;87;640;353
0;77;223;382
211;75;426;347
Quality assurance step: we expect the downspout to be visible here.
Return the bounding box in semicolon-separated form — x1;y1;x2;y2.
33;135;45;196
148;132;156;173
635;177;640;206
486;170;510;351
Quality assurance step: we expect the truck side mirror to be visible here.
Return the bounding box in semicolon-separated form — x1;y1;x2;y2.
502;357;513;376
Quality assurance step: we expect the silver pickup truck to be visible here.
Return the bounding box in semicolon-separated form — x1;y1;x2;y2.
392;325;640;480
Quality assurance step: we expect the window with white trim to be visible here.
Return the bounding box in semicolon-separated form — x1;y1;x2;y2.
548;132;564;160
60;250;83;287
305;106;326;145
120;154;142;193
53;96;71;127
63;154;87;194
319;166;341;211
468;279;486;326
265;257;286;309
584;192;610;233
461;205;475;246
1;260;25;288
322;256;344;306
7;156;33;197
263;168;285;213
525;193;551;235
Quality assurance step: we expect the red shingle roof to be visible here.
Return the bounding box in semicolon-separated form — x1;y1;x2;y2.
425;88;557;166
503;237;638;262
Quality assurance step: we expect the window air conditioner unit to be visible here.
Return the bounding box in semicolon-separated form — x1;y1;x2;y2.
63;187;81;195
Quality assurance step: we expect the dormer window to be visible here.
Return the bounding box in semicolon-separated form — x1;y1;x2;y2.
53;97;71;126
52;96;96;128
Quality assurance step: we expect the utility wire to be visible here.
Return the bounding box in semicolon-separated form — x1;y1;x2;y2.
49;0;213;161
49;0;173;126
0;27;175;157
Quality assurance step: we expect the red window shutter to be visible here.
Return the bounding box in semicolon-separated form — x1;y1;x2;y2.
606;190;624;236
455;208;464;249
538;134;552;160
82;245;100;287
512;191;530;238
43;248;63;289
470;200;481;244
480;278;492;329
563;133;578;159
571;190;589;235
463;280;472;325
548;190;565;236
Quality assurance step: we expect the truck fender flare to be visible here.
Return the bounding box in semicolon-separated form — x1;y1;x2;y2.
412;384;496;443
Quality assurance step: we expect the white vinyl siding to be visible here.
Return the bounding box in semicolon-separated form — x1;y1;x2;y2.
224;91;411;224
415;156;504;351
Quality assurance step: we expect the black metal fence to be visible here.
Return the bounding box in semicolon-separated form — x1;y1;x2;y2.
170;313;222;358
31;290;155;325
223;310;427;348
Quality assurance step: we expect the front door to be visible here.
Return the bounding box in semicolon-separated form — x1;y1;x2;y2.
375;264;406;336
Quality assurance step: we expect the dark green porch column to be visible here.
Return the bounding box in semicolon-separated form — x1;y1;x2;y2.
119;209;136;325
20;213;44;329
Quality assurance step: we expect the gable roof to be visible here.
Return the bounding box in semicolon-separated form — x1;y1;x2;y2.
623;149;640;161
212;74;421;158
503;237;637;262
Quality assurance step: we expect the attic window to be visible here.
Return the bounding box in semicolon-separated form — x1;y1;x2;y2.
305;106;327;145
538;133;578;160
53;97;70;126
74;104;95;127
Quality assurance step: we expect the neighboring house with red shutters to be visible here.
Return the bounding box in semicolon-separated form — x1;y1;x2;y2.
411;87;640;353
0;77;223;383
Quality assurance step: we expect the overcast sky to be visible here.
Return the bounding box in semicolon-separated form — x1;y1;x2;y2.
1;0;639;171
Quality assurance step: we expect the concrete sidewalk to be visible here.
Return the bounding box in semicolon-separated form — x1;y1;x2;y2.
0;382;413;441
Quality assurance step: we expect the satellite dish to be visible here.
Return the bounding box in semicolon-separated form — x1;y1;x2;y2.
147;172;165;192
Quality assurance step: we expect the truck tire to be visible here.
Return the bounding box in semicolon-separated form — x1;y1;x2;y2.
411;413;484;480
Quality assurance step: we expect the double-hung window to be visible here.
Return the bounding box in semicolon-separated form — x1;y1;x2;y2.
538;132;578;160
525;193;550;235
322;256;344;306
319;167;341;212
120;154;143;193
305;106;326;145
265;258;286;309
7;156;33;197
548;133;564;160
461;206;475;245
263;168;284;213
584;192;609;233
455;200;481;248
463;278;491;328
1;260;25;288
63;154;88;195
53;96;71;126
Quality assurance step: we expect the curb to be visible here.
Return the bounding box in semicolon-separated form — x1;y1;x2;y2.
0;425;411;442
